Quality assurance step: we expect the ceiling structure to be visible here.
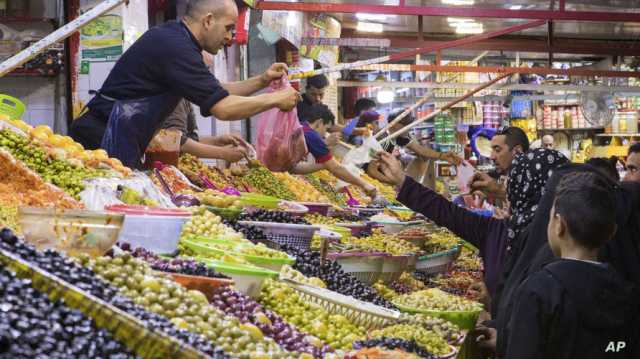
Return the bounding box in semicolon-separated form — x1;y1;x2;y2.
256;0;640;63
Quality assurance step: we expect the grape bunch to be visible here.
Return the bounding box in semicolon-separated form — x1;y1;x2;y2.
353;338;435;359
0;228;228;358
239;210;309;225
282;245;396;309
0;267;138;359
123;244;229;279
211;286;333;358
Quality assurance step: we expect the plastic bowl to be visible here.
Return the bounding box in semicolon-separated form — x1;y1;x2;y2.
238;221;320;250
239;193;280;209
182;238;295;272
380;255;410;283
299;202;332;216
205;206;242;221
373;220;424;235
336;222;368;237
197;258;279;298
393;302;483;330
327;252;386;285
106;205;190;254
168;273;234;301
18;207;124;257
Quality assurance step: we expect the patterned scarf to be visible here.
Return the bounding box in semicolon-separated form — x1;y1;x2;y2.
506;148;569;241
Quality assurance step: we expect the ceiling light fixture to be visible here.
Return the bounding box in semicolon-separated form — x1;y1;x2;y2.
454;23;484;34
509;5;523;10
447;17;475;24
357;22;384;33
442;0;475;5
356;13;389;21
375;73;395;104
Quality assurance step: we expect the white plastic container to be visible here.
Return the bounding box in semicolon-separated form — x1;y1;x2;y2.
106;205;190;254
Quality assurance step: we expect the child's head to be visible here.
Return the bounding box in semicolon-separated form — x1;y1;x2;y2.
548;171;617;257
305;103;335;137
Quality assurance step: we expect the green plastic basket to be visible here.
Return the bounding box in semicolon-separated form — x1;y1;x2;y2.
196;257;279;298
239;193;280;209
393;302;483;330
205;206;242;221
0;94;26;119
182;238;295;272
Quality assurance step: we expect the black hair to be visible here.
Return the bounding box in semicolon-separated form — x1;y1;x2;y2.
496;126;530;152
306;75;328;90
387;108;414;127
303;103;335;126
354;98;376;115
628;142;640;155
586;157;620;182
554;171;617;250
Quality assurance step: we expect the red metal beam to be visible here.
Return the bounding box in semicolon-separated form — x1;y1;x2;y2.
255;1;640;22
340;30;640;56
354;63;640;78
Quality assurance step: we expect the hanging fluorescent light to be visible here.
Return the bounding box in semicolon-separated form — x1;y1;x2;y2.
454;23;484;34
377;89;395;104
447;17;475;24
442;0;474;5
357;22;384;33
509;5;523;10
375;73;395;104
356;13;389;21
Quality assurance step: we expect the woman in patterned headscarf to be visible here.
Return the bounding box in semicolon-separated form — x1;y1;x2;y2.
506;148;569;244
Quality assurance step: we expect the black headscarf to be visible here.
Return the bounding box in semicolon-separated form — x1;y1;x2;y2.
506;148;569;243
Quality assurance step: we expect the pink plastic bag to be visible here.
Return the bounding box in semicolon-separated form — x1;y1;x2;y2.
256;78;307;171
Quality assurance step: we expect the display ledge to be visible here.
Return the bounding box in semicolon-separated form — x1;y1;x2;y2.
538;127;603;131
596;133;640;137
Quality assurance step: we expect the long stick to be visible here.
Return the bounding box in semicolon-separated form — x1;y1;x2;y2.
0;0;128;77
374;51;489;140
381;73;510;143
289;20;544;80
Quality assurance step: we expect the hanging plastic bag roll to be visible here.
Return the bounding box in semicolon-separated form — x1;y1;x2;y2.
335;135;384;189
255;77;308;171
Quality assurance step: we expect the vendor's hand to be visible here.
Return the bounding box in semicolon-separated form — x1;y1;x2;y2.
219;146;249;163
216;134;243;147
326;133;340;148
362;184;378;199
262;62;289;84
274;87;301;112
442;151;463;166
375;151;406;187
473;325;498;352
469;172;500;195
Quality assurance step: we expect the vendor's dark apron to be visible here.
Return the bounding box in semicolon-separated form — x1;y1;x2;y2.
97;91;181;169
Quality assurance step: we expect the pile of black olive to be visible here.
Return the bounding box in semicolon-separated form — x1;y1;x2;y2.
223;220;267;242
239;210;309;225
0;266;138;358
353;337;435;358
0;228;228;358
281;245;396;309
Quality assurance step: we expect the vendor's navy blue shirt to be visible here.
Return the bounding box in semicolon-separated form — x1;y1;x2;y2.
86;21;229;121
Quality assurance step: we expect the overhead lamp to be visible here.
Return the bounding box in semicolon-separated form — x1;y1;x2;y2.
357;21;384;33
442;0;474;5
447;17;475;24
454;23;484;34
375;74;395;104
356;13;389;21
509;5;523;10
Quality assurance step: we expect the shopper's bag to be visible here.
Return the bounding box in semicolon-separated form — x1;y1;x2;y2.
255;77;307;171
